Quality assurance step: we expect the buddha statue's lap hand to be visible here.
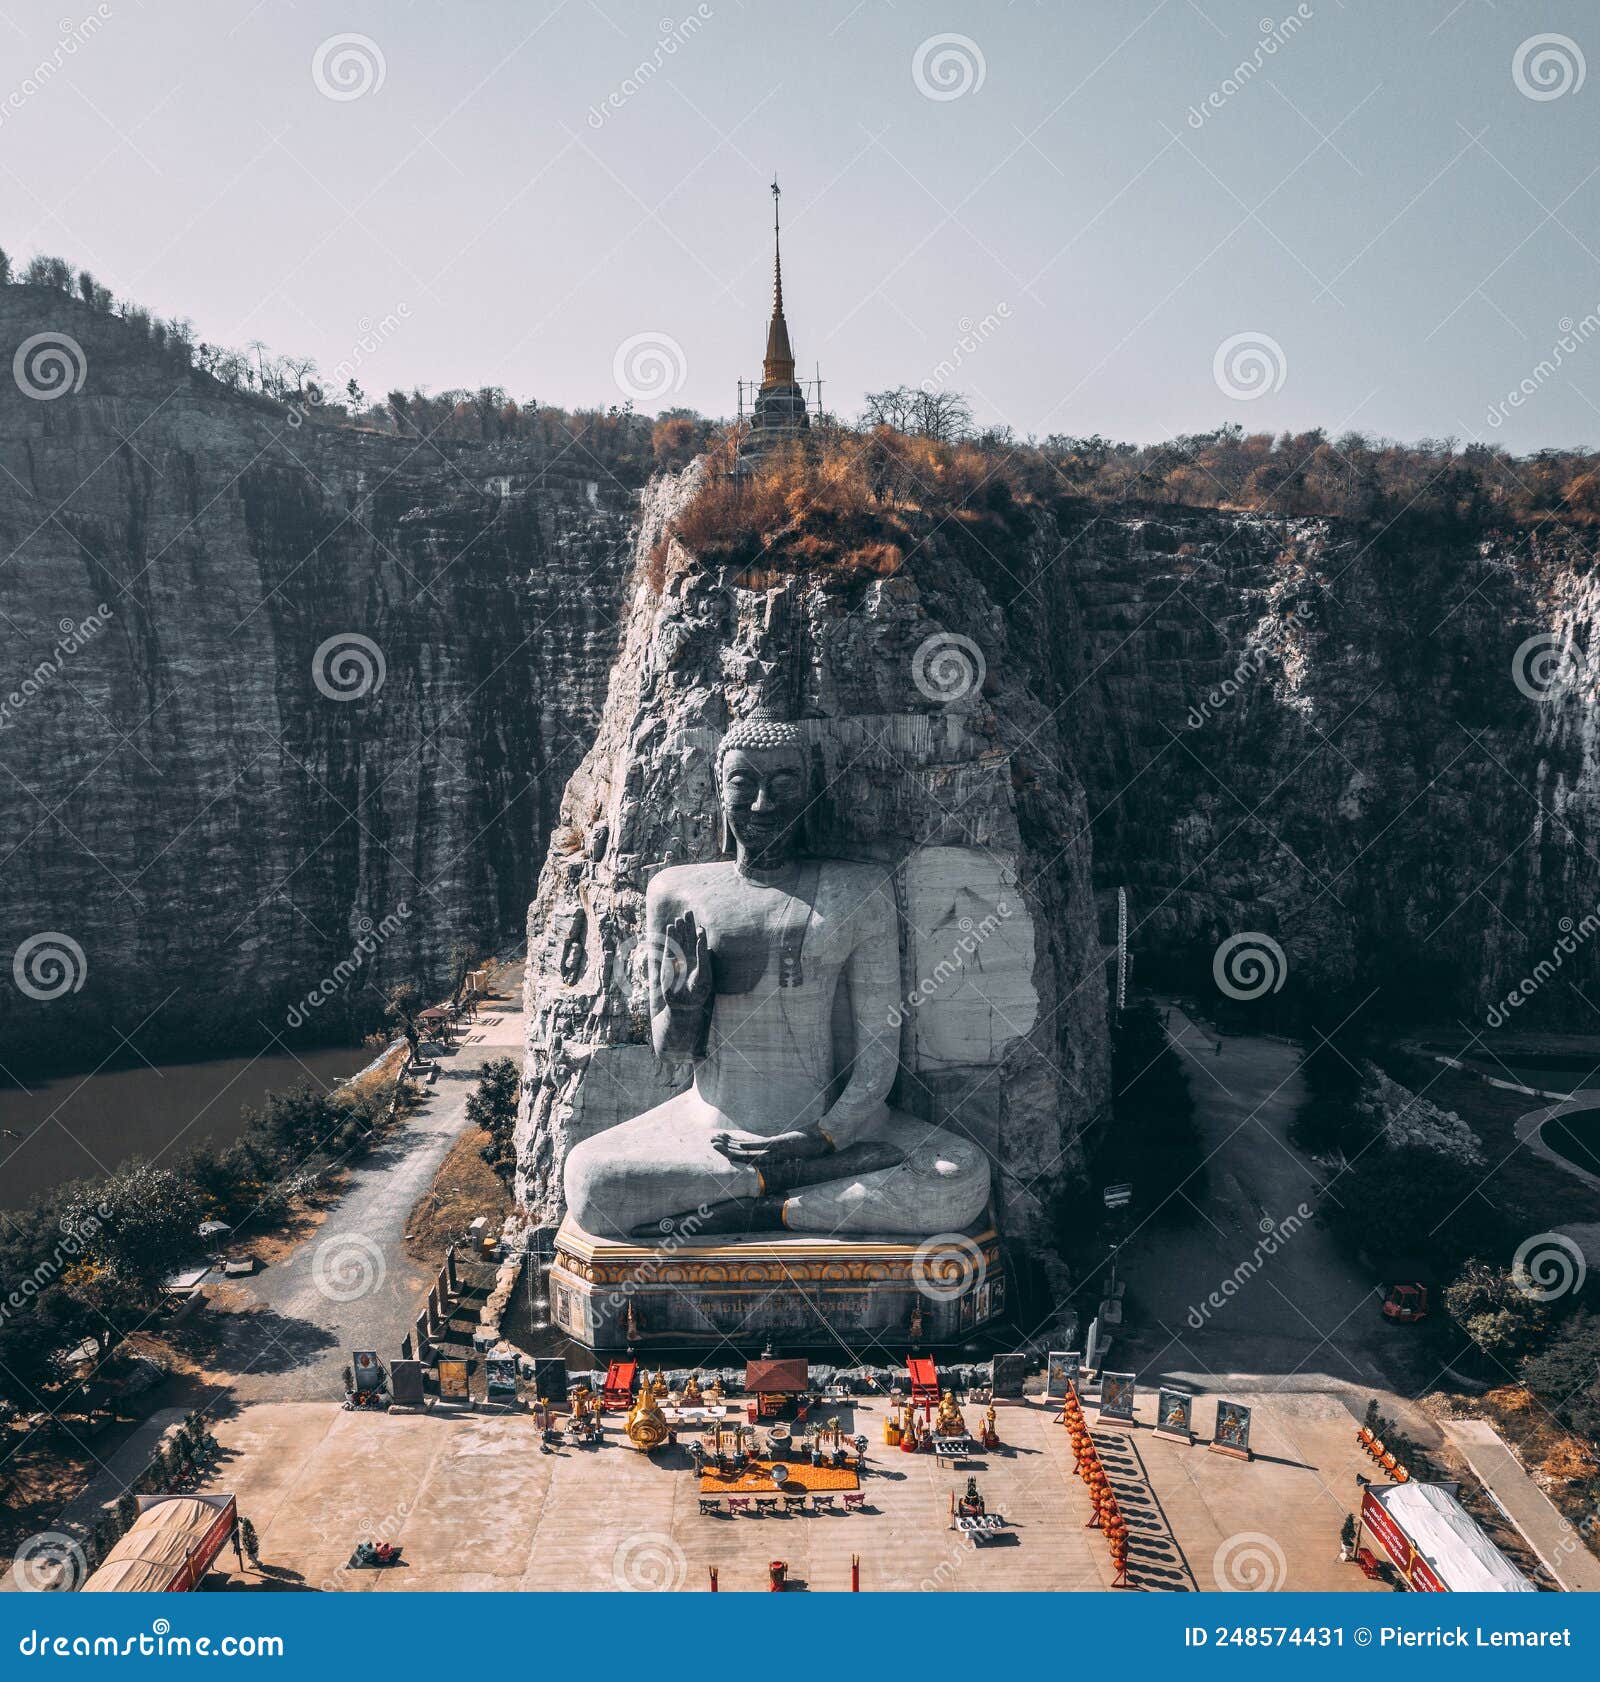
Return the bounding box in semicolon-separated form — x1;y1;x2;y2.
712;1129;831;1164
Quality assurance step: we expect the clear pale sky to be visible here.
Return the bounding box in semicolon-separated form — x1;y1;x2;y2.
3;0;1598;449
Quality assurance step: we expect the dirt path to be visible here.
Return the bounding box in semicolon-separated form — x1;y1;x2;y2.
201;989;525;1404
1115;1005;1415;1408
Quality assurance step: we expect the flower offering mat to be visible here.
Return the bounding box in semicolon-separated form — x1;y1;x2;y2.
698;1458;860;1494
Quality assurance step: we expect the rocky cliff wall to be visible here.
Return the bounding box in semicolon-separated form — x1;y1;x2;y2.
513;466;1112;1249
1059;505;1600;1027
0;289;633;1068
9;272;1599;1101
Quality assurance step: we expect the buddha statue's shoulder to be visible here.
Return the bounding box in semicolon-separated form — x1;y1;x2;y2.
818;856;896;892
645;859;738;908
816;858;899;921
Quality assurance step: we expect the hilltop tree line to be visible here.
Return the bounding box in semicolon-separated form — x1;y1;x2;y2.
7;241;1599;529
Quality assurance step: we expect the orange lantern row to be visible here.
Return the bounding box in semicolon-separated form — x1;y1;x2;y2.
1062;1388;1132;1587
1354;1427;1410;1482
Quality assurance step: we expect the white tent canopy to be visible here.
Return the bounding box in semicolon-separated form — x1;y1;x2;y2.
1373;1482;1534;1593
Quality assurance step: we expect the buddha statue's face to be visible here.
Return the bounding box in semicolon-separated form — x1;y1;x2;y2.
719;744;807;869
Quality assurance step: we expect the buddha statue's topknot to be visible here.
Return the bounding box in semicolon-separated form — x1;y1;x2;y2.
717;714;802;770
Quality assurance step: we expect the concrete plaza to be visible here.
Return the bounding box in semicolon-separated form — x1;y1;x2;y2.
197;1388;1388;1594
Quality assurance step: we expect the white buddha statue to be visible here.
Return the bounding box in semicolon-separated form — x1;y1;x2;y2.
562;716;990;1240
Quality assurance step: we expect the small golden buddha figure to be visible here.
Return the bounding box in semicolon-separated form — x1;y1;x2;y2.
708;1375;725;1402
683;1372;703;1405
625;1383;670;1452
935;1389;966;1437
650;1370;669;1398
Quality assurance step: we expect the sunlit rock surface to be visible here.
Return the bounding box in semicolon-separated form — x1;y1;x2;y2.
514;466;1109;1248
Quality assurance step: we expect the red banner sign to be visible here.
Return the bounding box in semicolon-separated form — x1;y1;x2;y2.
1361;1486;1413;1573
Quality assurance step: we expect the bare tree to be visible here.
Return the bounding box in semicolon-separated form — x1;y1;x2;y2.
861;385;917;431
909;387;973;442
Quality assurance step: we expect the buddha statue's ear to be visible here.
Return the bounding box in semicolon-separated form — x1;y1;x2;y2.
713;751;727;855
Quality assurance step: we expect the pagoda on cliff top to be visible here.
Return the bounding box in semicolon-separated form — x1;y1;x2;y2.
740;178;812;457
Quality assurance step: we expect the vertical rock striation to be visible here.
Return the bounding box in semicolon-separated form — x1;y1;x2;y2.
1061;506;1600;1024
0;290;633;1066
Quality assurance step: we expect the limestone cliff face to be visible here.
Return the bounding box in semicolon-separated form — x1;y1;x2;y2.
1061;507;1600;1025
0;289;632;1067
513;466;1112;1248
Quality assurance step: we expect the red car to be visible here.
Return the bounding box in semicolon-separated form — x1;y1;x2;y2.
1382;1283;1429;1324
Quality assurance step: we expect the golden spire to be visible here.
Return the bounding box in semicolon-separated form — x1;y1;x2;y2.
762;175;796;388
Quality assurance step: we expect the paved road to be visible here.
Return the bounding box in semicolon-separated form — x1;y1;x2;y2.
209;992;526;1403
1444;1418;1600;1592
1114;1006;1415;1406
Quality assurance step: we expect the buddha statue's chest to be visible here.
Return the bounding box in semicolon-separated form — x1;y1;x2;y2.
690;877;846;997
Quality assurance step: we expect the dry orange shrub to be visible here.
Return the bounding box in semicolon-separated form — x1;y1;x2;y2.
1541;1438;1599;1482
671;428;1032;574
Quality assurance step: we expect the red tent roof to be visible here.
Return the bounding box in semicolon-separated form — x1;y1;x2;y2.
745;1358;809;1393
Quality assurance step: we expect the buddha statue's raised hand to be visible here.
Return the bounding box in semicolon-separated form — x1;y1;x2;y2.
661;909;712;1020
